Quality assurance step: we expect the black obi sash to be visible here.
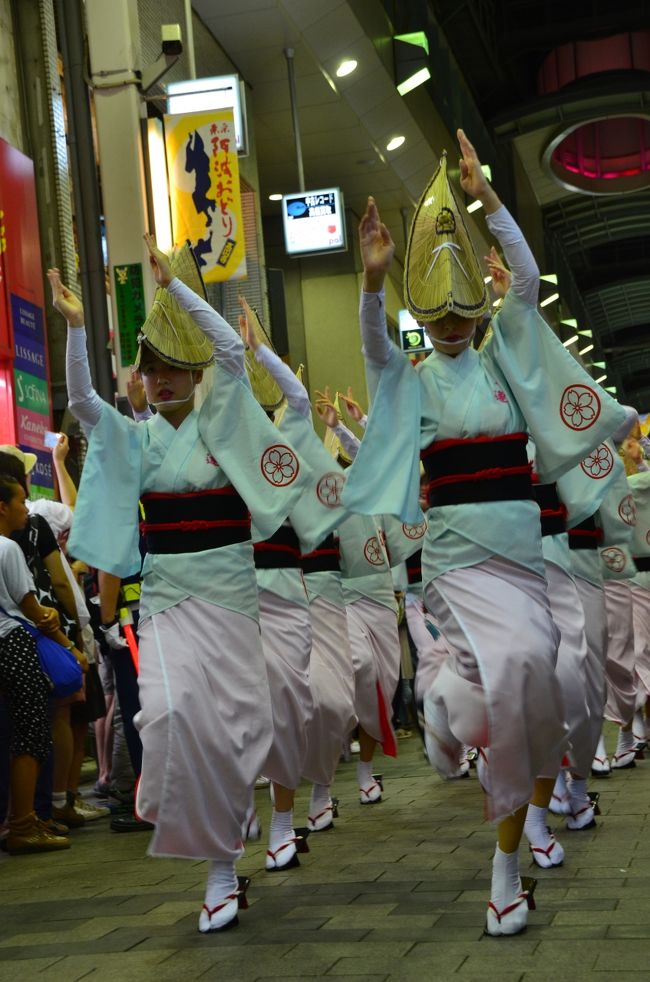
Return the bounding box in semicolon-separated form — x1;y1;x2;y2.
420;432;533;507
254;523;301;570
140;487;251;554
300;533;341;575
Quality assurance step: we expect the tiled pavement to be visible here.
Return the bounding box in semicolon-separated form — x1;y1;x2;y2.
2;724;650;981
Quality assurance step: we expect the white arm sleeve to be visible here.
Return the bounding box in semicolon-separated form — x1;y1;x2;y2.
333;421;360;460
167;277;245;377
66;327;104;430
485;206;539;307
360;288;392;368
255;344;310;418
133;407;154;422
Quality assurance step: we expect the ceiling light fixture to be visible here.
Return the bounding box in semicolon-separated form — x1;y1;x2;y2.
595;373;607;383
483;275;492;284
578;329;593;337
386;135;405;151
394;32;430;96
467;199;483;213
268;193;283;201
562;335;579;347
540;292;560;307
578;344;594;355
336;59;357;78
605;385;617;393
561;318;578;328
492;297;502;307
481;164;492;182
541;273;558;284
397;66;431;96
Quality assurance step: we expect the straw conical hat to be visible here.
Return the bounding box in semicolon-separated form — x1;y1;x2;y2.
135;242;213;369
404;153;489;323
323;392;352;466
243;306;285;412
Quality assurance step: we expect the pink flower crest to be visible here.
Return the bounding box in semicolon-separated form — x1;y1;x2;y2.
560;385;601;431
317;472;344;508
494;388;508;403
261;445;299;486
580;444;613;479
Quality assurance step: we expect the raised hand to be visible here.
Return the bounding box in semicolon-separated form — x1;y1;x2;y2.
315;385;339;429
359;196;395;292
340;386;365;423
484;246;511;298
143;233;173;288
457;129;500;213
47;268;84;327
239;297;261;351
52;433;69;464
126;369;148;413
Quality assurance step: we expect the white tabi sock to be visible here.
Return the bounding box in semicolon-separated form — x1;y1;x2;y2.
616;728;635;755
524;803;552;848
269;808;293;851
204;860;238;908
309;783;331;816
491;845;521;910
357;760;373;788
569;776;588;806
52;792;66;809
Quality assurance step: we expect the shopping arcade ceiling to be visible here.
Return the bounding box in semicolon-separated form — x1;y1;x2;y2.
191;0;650;406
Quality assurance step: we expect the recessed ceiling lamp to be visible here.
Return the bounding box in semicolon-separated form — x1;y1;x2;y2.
386;135;405;151
562;335;579;347
268;193;283;201
595;373;607;383
605;385;617;393
561;318;578;328
467;199;482;213
541;273;558;284
578;329;593;337
540;292;560;307
336;59;357;78
483;275;492;284
579;344;594;355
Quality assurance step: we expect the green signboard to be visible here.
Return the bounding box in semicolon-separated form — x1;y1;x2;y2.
113;262;147;367
14;367;50;414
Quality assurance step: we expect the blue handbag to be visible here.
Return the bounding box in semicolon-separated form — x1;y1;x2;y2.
1;607;83;698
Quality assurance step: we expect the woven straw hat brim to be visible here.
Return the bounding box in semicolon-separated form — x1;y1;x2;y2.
243;307;285;411
404;154;489;322
171;241;207;300
136;289;214;369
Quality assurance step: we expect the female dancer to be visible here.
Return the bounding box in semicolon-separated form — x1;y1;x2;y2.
240;303;356;836
49;237;309;933
342;129;625;934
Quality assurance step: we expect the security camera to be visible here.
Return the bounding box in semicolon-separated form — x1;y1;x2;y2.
162;24;183;57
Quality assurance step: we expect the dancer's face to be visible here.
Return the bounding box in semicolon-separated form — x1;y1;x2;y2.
420;312;479;356
139;353;202;414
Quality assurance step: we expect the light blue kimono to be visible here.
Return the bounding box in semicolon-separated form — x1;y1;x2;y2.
69;362;314;621
342;289;627;587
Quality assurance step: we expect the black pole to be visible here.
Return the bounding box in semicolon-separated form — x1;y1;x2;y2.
55;0;114;401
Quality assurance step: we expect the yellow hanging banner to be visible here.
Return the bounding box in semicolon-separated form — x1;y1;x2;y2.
164;108;247;283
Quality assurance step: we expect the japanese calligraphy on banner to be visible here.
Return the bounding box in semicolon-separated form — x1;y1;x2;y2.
164;109;247;283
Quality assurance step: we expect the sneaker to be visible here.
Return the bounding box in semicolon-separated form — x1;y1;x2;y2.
6;812;71;854
51;803;85;829
71;794;110;821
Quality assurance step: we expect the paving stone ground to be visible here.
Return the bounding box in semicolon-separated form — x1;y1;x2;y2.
2;723;650;981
